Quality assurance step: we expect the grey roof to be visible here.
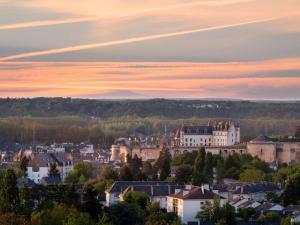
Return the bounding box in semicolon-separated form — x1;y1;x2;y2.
107;181;178;193
28;152;71;171
232;182;281;194
169;187;221;200
255;203;283;212
284;205;300;212
250;135;273;143
122;184;185;197
181;125;213;135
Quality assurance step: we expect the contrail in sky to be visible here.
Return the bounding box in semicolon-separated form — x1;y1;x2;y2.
0;0;250;30
0;17;278;61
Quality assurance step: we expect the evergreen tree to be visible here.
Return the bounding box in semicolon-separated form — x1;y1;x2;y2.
128;154;143;181
49;163;60;178
216;159;225;183
64;183;79;208
0;168;20;213
19;156;29;177
156;147;171;181
204;152;214;185
192;147;206;185
119;165;133;181
19;185;33;218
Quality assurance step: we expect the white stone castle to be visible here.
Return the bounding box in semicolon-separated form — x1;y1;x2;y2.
174;121;240;147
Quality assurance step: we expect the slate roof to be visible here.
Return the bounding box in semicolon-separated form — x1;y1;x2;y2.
169;187;221;200
250;135;273;143
181;125;213;135
28;152;71;171
284;205;300;214
107;181;177;193
232;182;281;194
121;184;185;197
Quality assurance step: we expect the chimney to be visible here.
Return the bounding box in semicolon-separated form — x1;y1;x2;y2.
201;185;205;194
175;189;181;194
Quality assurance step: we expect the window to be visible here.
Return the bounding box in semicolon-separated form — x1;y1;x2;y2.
173;199;178;213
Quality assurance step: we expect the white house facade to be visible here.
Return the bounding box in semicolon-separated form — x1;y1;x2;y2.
167;186;227;224
27;152;73;184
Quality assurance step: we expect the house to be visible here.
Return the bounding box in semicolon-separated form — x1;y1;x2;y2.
27;152;73;184
254;203;284;216
231;182;283;202
167;186;227;224
105;181;185;208
231;198;261;210
291;213;300;224
283;205;300;216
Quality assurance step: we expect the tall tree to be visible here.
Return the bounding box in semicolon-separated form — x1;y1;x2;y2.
216;159;225;183
192;147;206;185
101;166;118;181
49;163;60;178
19;186;33;218
19;156;29;177
0;168;20;213
64;183;79;208
175;164;193;184
119;165;133;181
283;172;300;205
128;154;143;181
204;152;214;185
156;147;171;181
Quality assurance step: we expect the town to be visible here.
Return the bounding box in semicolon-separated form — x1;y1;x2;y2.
1;120;300;225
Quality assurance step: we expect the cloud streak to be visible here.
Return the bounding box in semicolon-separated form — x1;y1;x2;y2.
0;0;251;31
0;16;98;30
0;17;279;61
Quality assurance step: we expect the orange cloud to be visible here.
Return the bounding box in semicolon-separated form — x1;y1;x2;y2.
0;59;299;99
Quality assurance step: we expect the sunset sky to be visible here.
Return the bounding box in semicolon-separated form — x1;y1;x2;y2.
0;0;300;99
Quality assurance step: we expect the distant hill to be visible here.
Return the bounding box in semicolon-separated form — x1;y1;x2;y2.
0;98;299;119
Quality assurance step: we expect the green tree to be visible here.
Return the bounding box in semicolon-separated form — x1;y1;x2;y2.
64;208;95;225
49;163;60;178
239;168;264;182
216;158;225;183
19;185;33;218
192;147;206;185
258;212;281;223
0;168;20;213
66;163;94;183
142;161;154;180
281;216;292;225
283;172;300;205
175;164;193;184
156;147;171;181
204;152;214;185
123;191;150;210
104;202;145;225
19;156;29;177
64;183;79;208
237;207;255;221
101;166;118;181
0;213;30;225
119;165;133;181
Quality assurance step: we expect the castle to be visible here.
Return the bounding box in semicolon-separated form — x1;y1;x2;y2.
173;121;240;147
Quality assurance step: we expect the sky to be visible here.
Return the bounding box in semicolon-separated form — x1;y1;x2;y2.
0;0;300;99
